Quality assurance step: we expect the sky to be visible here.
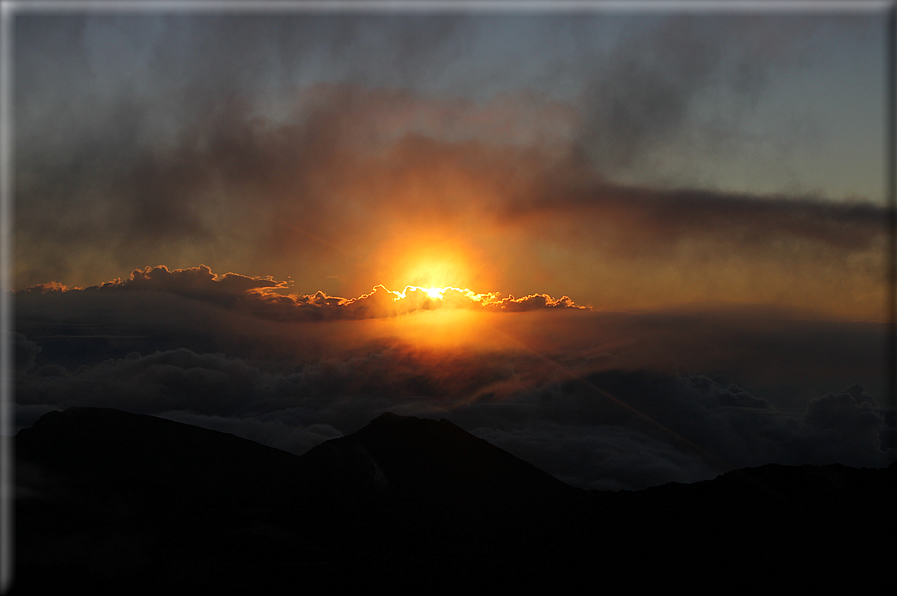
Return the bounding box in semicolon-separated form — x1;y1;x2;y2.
10;2;896;491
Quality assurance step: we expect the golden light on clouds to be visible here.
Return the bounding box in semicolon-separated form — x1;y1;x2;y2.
388;284;501;308
364;231;500;298
336;281;582;319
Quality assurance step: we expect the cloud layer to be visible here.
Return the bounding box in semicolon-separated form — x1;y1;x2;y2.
15;266;893;490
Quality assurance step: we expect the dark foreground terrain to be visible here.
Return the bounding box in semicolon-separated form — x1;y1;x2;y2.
12;408;897;593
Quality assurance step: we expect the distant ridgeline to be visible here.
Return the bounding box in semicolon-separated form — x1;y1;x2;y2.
15;407;897;593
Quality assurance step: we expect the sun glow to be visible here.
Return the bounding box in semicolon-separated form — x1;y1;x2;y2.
365;230;499;296
422;287;443;300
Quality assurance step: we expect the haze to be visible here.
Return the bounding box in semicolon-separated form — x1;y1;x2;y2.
11;3;894;490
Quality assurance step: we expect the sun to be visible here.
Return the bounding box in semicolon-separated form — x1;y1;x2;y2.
388;285;448;303
403;258;468;290
364;231;497;298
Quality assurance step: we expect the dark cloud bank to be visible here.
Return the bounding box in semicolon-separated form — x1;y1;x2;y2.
15;265;894;491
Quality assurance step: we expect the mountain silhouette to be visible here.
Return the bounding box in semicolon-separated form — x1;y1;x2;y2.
13;407;897;593
16;407;307;503
299;411;574;504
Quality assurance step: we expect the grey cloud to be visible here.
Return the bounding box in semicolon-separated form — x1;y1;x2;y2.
453;370;893;490
717;385;770;409
15;335;893;490
573;14;846;174
508;178;887;254
16;81;521;286
578;16;721;170
471;422;718;492
15;348;268;417
15;333;41;374
795;384;887;466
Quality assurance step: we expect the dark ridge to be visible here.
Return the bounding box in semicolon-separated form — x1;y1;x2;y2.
13;407;897;594
300;411;575;506
16;407;306;503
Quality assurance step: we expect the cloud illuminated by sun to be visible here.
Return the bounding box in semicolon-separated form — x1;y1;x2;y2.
334;283;583;319
389;285;499;304
21;264;587;325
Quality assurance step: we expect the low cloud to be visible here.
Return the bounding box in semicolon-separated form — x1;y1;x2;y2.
16;344;892;491
25;264;287;300
21;264;586;322
14;277;894;490
15;333;41;374
462;372;893;490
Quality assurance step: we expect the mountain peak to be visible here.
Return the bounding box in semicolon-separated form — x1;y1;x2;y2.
368;411;451;426
303;410;573;505
369;410;414;424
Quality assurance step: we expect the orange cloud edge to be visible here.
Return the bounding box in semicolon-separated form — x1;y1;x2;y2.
21;264;588;320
